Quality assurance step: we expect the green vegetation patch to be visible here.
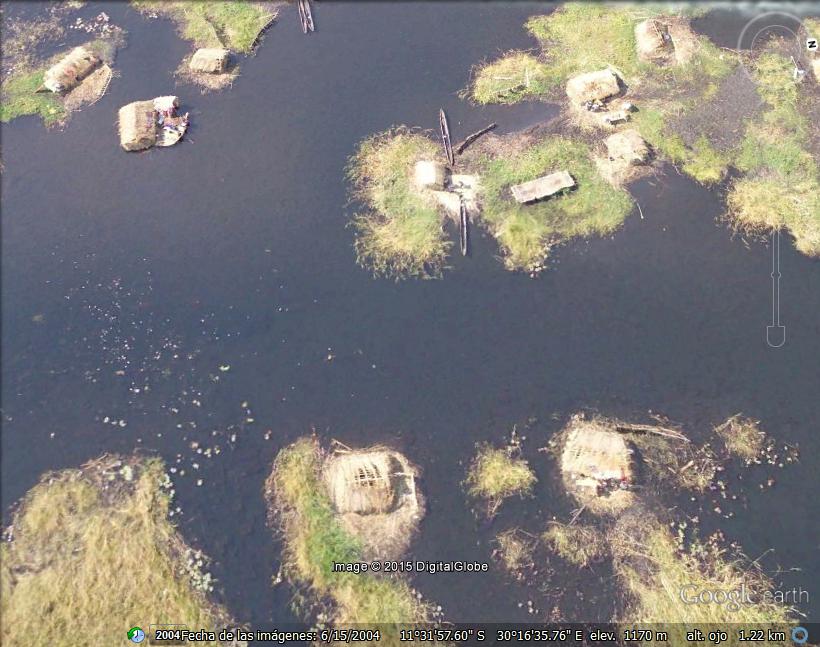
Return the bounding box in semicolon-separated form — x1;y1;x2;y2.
543;523;608;568
0;69;66;125
714;414;767;464
613;517;793;640
465;444;536;515
727;51;820;256
1;456;237;646
469;52;556;105
132;1;276;53
267;438;435;632
478;136;633;271
348;130;451;279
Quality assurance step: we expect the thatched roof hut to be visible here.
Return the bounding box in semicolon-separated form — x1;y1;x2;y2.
635;19;672;63
189;48;231;74
44;46;101;93
118;101;157;152
605;130;650;165
414;160;449;191
511;170;575;203
323;445;423;560
566;69;621;104
326;451;401;514
559;416;637;514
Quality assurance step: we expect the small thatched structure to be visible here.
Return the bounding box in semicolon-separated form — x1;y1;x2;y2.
812;59;820;82
511;171;575;203
414;160;449;190
118;101;157;152
324;445;423;560
605;130;650;165
566;69;621;105
635;19;673;63
559;416;636;514
189;48;231;74
44;46;101;93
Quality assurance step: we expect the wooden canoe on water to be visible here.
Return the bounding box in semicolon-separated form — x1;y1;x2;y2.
459;200;469;256
298;0;315;34
439;108;455;166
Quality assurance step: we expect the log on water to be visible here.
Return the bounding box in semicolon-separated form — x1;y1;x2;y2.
455;123;497;155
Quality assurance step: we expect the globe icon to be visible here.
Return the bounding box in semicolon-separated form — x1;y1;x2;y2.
127;627;146;643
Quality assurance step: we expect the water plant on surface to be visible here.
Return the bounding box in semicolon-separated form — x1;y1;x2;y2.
465;444;536;515
267;438;436;639
348;130;451;279
0;456;237;646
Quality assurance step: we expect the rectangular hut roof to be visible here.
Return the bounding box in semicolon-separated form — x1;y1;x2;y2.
510;171;575;204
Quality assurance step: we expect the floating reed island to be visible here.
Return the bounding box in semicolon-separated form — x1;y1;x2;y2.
133;1;279;92
1;455;243;646
541;412;797;641
347;123;635;278
466;5;820;257
266;438;442;641
1;35;124;127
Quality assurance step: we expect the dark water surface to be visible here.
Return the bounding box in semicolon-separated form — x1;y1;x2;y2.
2;1;819;627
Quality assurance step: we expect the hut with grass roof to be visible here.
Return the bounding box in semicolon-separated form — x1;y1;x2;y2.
605;130;650;165
560;416;636;514
566;69;621;105
118;100;157;152
635;19;673;63
324;445;423;560
511;171;575;204
43;46;101;93
189;48;231;74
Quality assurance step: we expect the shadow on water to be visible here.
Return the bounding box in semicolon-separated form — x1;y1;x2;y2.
2;1;819;627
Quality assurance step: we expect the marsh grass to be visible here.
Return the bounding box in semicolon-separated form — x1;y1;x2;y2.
727;51;820;256
0;69;65;125
132;1;276;52
348;130;451;279
493;528;536;577
267;439;435;636
543;523;608;568
477;135;633;271
613;516;792;642
469;52;556;105
714;415;767;464
0;456;237;646
465;444;536;515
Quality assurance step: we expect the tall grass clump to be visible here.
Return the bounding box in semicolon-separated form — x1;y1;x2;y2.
543;523;608;568
465;444;536;515
348;130;451;279
478;136;633;271
1;457;236;646
714;414;767;464
132;1;276;52
267;438;435;637
613;517;793;643
469;52;556;105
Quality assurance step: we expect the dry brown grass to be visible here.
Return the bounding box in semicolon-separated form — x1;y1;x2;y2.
1;455;239;647
714;414;767;463
543;523;608;567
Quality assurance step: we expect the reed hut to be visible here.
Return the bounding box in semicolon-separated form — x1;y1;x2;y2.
189;48;231;74
323;445;424;560
559;416;636;514
118;101;157;152
635;19;672;63
605;130;650;165
44;46;101;93
414;160;449;191
566;69;621;105
511;171;575;203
